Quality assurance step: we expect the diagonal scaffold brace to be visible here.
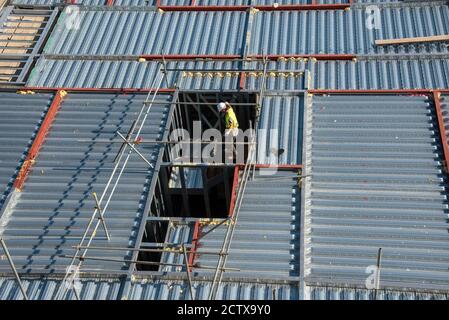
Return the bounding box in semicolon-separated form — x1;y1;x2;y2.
0;238;29;300
92;192;111;241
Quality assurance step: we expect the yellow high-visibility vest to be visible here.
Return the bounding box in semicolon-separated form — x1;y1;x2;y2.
224;107;239;129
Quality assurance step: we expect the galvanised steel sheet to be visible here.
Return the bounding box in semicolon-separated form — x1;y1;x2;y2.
27;58;307;90
10;0;58;5
303;94;449;291
11;0;108;4
0;277;298;300
307;286;449;300
311;58;449;90
44;8;247;56
194;169;301;280
257;94;304;165
250;4;449;55
0;277;123;300
27;59;240;89
27;59;172;89
159;222;194;272
0;93;172;274
126;280;299;300
0;92;53;213
5;277;446;300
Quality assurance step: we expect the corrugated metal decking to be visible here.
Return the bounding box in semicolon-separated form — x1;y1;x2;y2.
250;5;449;55
27;58;307;90
44;9;247;56
303;94;449;291
0;93;53;213
27;57;449;91
194;169;301;280
257;94;304;165
0;93;172;274
0;277;299;300
312;58;449;90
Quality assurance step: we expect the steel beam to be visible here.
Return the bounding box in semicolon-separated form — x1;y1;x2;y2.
13;90;66;191
159;4;350;11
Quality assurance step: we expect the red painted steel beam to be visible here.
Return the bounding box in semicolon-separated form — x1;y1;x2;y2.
106;0;114;5
433;91;449;173
239;72;246;90
187;221;200;271
191;0;196;5
156;0;161;7
13;90;67;191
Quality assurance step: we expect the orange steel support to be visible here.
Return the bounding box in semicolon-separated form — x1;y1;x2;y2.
239;72;246;90
13;90;66;191
187;221;200;270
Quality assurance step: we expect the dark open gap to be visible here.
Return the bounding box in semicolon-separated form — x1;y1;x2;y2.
136;220;169;271
159;165;235;218
156;91;256;217
136;91;254;270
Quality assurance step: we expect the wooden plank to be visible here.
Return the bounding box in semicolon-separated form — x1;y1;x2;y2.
375;34;449;46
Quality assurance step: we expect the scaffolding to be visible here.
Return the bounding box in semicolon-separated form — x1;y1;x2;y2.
54;60;169;300
52;55;271;300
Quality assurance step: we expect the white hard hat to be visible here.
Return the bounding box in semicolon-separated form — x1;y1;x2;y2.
217;102;227;113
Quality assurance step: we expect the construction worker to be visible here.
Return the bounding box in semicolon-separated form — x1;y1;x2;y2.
217;102;239;161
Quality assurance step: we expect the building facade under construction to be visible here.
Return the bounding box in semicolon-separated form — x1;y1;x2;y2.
0;0;449;300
